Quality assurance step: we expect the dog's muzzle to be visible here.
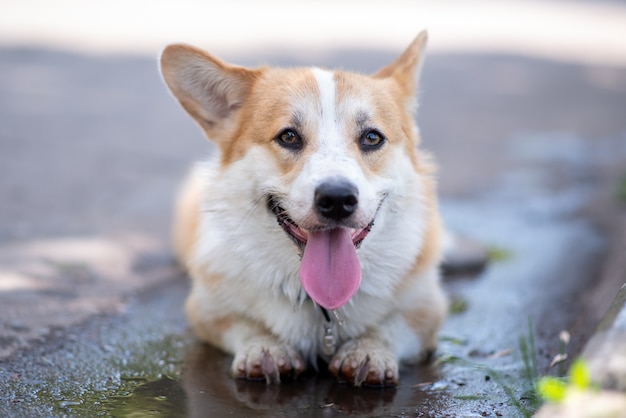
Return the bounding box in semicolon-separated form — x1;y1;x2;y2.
266;195;373;250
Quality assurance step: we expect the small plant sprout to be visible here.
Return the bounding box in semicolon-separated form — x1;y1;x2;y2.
537;358;594;403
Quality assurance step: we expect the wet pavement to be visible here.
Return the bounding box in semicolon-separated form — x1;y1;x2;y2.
1;44;626;417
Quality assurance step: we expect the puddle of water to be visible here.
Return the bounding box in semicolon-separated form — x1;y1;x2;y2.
184;344;451;418
101;376;187;417
62;343;448;418
59;375;187;417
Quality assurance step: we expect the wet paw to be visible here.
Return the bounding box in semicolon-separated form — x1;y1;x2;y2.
328;339;398;387
232;337;305;384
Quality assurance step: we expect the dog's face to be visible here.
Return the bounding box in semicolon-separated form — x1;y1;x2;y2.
162;34;431;310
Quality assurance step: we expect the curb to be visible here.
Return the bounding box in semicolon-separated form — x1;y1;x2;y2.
583;282;626;391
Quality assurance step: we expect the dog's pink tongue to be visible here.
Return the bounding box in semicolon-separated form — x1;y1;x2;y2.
299;228;361;310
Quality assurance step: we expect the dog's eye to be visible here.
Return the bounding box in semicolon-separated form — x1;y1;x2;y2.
275;129;303;151
359;130;386;151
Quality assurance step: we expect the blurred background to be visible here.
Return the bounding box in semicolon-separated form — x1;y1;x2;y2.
1;1;626;416
2;0;626;64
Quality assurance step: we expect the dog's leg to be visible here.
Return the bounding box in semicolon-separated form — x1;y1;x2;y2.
231;334;305;383
327;312;432;387
329;269;447;387
186;291;305;383
328;334;399;387
402;270;448;363
192;314;305;383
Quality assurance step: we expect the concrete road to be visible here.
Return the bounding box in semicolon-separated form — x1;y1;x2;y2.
1;41;625;416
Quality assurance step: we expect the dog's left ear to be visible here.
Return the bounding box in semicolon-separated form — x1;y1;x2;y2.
374;31;428;113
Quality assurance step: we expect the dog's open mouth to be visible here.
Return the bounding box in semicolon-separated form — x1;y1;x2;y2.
267;196;373;250
267;195;376;311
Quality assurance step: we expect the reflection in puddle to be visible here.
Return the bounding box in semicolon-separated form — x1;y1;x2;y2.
182;343;444;417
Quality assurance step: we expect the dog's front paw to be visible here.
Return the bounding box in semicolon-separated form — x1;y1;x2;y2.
329;338;398;387
232;336;305;384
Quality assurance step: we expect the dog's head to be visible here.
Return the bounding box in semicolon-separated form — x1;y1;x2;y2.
161;33;433;310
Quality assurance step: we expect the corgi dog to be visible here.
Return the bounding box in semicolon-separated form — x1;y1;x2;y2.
160;31;447;387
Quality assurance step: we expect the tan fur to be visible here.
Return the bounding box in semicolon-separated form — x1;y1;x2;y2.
221;68;321;170
186;301;233;348
172;166;202;269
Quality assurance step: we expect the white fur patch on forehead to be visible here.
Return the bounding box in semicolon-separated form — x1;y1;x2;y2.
311;67;335;116
311;67;339;150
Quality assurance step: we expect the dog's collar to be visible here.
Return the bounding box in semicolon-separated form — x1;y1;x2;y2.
308;299;342;356
320;307;332;322
319;306;341;356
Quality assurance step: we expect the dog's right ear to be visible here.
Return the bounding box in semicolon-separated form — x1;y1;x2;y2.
160;44;260;141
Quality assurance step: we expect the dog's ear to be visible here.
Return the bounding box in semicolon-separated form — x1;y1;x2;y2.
374;31;428;113
160;44;260;141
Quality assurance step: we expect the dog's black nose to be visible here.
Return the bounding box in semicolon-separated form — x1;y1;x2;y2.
315;180;359;221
